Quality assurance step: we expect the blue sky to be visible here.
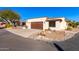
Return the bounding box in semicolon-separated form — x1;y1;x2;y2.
0;7;79;21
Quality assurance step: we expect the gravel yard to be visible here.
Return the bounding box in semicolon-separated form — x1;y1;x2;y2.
29;29;79;42
6;28;79;42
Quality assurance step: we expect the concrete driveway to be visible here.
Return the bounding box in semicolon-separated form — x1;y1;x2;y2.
0;29;57;51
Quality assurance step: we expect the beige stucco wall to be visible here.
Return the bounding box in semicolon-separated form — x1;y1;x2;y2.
57;17;67;30
49;17;67;30
27;17;47;22
26;17;67;30
43;21;49;30
26;22;31;29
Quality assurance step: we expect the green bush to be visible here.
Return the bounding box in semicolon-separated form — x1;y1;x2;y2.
66;26;73;30
5;24;13;28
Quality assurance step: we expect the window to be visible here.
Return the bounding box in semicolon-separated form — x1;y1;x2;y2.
49;21;56;27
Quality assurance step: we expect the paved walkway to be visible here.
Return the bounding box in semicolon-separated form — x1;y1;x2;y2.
0;29;57;51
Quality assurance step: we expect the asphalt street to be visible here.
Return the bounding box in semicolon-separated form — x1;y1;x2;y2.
50;32;79;51
0;29;57;51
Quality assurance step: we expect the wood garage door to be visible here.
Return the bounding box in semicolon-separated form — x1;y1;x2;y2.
31;22;43;29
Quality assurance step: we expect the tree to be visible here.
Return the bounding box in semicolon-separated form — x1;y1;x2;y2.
0;10;20;21
0;17;3;22
75;22;79;25
66;18;79;28
0;10;20;26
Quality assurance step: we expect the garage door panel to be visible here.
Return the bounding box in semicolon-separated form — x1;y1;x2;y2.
31;22;43;29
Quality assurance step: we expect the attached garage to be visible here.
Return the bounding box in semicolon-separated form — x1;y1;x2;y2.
31;22;43;29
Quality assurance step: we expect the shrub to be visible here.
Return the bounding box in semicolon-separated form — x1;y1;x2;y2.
66;26;73;30
5;23;13;28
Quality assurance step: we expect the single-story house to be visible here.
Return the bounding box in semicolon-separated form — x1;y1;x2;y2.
26;17;68;30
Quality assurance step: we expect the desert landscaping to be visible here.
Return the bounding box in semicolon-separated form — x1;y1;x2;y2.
6;27;79;42
0;8;79;51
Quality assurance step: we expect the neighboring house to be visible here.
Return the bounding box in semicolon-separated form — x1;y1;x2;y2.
0;22;6;28
20;21;26;26
26;17;68;30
